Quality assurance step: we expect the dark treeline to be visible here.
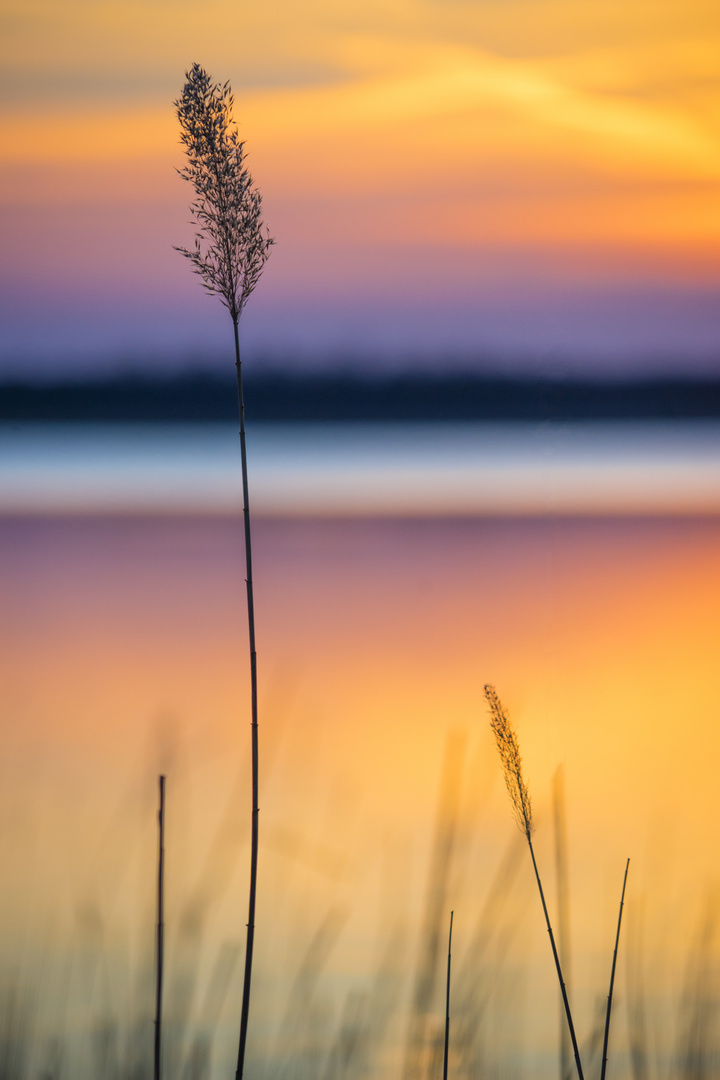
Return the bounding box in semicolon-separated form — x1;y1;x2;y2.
2;371;720;422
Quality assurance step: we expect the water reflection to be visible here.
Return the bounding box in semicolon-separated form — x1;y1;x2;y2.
1;505;720;1077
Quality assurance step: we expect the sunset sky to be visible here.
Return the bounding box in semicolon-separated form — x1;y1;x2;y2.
2;0;720;378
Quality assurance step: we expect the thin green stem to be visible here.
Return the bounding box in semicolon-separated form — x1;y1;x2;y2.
528;839;584;1080
443;910;454;1080
233;316;259;1080
600;858;630;1080
552;765;572;1080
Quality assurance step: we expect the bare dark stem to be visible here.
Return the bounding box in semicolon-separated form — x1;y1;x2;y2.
552;765;572;1080
600;858;630;1080
154;775;165;1080
528;838;584;1080
233;317;259;1080
443;910;454;1080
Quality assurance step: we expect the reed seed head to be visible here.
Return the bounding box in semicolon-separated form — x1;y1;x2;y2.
484;684;534;841
175;63;273;323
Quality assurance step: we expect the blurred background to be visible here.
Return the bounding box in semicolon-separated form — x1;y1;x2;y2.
2;2;720;1078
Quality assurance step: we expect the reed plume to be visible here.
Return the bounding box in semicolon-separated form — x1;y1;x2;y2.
484;684;585;1080
175;63;273;1080
175;63;273;320
485;685;533;842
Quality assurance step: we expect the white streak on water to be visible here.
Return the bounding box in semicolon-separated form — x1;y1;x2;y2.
1;421;719;515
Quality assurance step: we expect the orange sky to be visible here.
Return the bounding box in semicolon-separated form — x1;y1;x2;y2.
2;0;720;374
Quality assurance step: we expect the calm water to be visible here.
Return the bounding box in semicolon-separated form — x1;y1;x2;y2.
1;424;720;1078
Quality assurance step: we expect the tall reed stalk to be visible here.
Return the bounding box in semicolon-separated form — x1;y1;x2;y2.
154;775;165;1080
175;64;273;1080
484;685;585;1080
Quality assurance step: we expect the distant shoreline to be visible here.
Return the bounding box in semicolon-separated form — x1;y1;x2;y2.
2;371;720;422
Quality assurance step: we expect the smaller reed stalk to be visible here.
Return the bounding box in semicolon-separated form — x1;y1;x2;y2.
443;910;454;1080
154;775;166;1080
600;858;630;1080
553;765;572;1080
484;685;584;1080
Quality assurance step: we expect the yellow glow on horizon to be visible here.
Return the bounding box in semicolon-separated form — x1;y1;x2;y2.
4;36;718;185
